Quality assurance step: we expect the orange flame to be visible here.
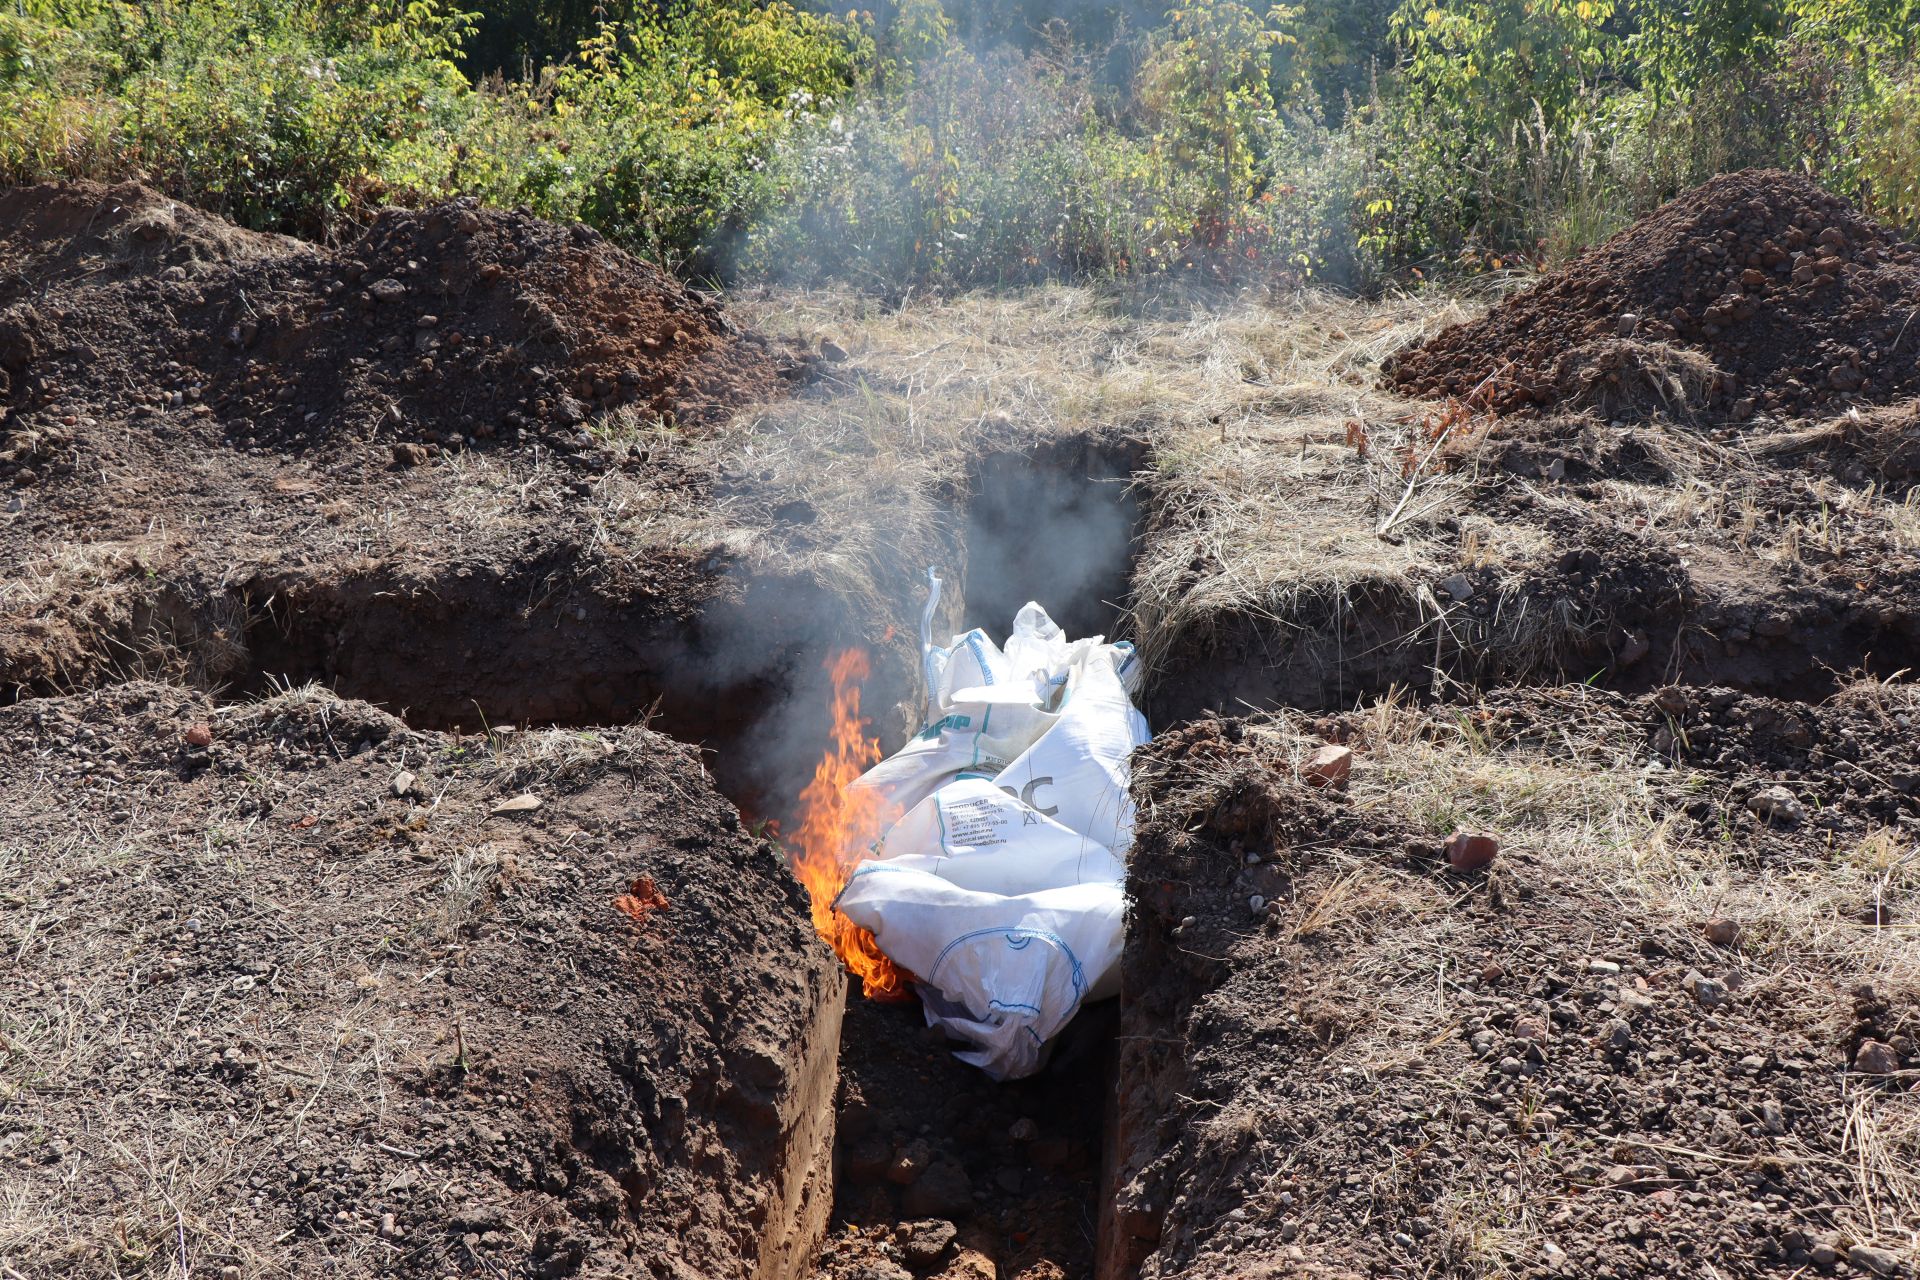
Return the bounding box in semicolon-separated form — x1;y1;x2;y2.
787;648;913;1001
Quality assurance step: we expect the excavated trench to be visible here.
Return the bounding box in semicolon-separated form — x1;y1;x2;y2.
18;425;1908;1280
17;419;1908;1279
13;174;1920;1280
233;561;918;824
962;435;1147;643
202;437;1154;1280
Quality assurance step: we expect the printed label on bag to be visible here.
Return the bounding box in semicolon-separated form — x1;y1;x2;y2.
999;776;1057;817
943;794;1011;848
915;713;974;740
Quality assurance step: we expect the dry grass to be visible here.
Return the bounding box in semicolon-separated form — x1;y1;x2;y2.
0;804;330;1279
721;285;1473;679
1220;684;1920;1261
0;535;262;693
438;847;504;939
1343;684;1920;1008
0;685;470;1278
1564;407;1920;571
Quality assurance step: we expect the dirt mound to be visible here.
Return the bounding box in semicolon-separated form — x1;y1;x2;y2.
1109;707;1920;1280
0;180;809;458
1390;169;1920;419
0;683;843;1280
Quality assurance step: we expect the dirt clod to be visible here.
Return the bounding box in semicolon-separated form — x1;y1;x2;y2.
1445;830;1499;871
1303;742;1352;788
1850;1243;1904;1275
1748;783;1807;826
900;1219;958;1269
1854;1039;1902;1075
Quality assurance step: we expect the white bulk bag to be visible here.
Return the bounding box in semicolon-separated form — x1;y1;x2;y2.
964;638;1147;857
855;777;1126;894
851;678;1059;819
834;593;1147;1080
839;872;1125;1080
852;599;1083;821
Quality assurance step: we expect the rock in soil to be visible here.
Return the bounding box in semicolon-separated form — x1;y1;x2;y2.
1747;784;1807;826
900;1219;958;1269
1303;743;1352;788
1445;830;1499;871
1854;1039;1902;1075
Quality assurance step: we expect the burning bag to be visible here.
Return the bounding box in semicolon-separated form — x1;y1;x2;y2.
835;593;1147;1080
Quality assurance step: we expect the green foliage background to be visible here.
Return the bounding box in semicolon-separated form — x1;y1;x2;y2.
3;0;1917;289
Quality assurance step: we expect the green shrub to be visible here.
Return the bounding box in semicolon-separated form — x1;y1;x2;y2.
422;2;873;271
0;0;475;237
3;0;1919;292
1848;76;1920;232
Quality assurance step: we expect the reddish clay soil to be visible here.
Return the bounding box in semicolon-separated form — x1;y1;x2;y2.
1389;170;1920;420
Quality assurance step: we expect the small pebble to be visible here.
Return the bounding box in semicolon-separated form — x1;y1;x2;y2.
1703;918;1742;946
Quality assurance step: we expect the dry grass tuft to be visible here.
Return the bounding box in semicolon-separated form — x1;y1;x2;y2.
439;847;504;939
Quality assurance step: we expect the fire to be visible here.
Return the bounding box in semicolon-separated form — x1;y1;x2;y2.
787;648;913;1001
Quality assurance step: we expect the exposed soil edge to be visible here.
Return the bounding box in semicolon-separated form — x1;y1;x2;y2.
758;985;846;1280
1145;556;1920;723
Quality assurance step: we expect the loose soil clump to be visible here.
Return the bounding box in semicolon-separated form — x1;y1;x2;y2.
1390;170;1920;419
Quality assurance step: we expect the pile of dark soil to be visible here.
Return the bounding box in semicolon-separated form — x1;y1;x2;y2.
1390;170;1920;419
1109;709;1920;1280
0;682;843;1280
0;180;810;466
